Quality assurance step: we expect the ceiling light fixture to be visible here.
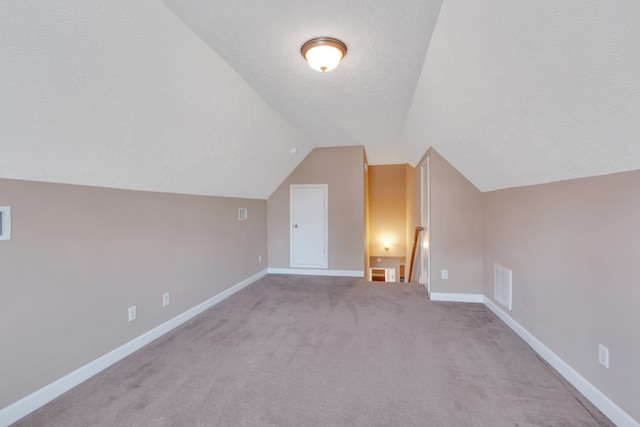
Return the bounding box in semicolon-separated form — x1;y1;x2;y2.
301;37;347;72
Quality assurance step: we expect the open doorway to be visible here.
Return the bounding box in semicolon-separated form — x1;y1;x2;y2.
366;164;411;283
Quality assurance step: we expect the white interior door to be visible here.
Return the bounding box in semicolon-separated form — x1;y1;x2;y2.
290;184;328;268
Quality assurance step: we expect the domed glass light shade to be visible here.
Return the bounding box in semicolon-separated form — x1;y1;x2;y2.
301;37;347;72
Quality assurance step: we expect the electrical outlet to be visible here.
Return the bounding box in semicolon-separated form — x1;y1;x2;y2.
258;255;262;263
441;269;448;280
128;305;137;322
598;344;609;368
163;292;170;307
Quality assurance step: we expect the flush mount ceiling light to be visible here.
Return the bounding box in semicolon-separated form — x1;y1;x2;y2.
301;37;347;72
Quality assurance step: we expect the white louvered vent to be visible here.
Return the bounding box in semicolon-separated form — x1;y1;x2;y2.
238;208;248;221
494;263;512;311
0;206;11;240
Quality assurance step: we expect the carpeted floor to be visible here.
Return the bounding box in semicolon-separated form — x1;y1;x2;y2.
14;274;613;426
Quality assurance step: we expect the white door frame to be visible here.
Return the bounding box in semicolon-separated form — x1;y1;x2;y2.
290;184;328;268
420;157;431;294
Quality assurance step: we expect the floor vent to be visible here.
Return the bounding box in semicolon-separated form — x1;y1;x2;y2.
494;263;512;311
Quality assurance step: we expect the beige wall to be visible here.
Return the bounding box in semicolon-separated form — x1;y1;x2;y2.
408;149;483;293
368;164;407;258
267;146;365;272
0;178;267;409
405;147;639;421
430;150;483;294
483;170;640;422
5;145;637;422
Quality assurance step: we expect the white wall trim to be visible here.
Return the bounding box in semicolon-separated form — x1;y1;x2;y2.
483;297;639;427
430;292;484;303
268;268;364;277
0;269;269;427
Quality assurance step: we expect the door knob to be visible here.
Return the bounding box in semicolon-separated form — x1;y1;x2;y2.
294;224;298;228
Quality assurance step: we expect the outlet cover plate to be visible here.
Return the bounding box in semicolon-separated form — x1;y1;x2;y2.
128;305;137;322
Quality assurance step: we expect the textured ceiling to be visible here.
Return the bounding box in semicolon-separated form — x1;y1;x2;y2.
0;0;315;199
403;0;640;191
1;0;640;198
160;0;443;164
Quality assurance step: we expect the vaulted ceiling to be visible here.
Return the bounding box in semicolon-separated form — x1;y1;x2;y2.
2;1;639;199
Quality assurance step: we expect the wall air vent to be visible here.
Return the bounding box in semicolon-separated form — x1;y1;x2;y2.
0;206;11;240
494;263;512;311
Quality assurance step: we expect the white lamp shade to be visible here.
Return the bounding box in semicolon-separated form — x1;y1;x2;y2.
305;45;343;72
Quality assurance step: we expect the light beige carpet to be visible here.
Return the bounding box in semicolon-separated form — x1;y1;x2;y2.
14;274;613;426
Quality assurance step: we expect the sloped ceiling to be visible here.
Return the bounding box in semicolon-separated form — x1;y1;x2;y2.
0;0;316;199
1;0;639;198
160;0;442;164
404;0;640;191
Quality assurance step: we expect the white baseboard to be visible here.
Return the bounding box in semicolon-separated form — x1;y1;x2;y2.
430;292;484;303
0;269;268;427
268;268;364;277
483;297;639;427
